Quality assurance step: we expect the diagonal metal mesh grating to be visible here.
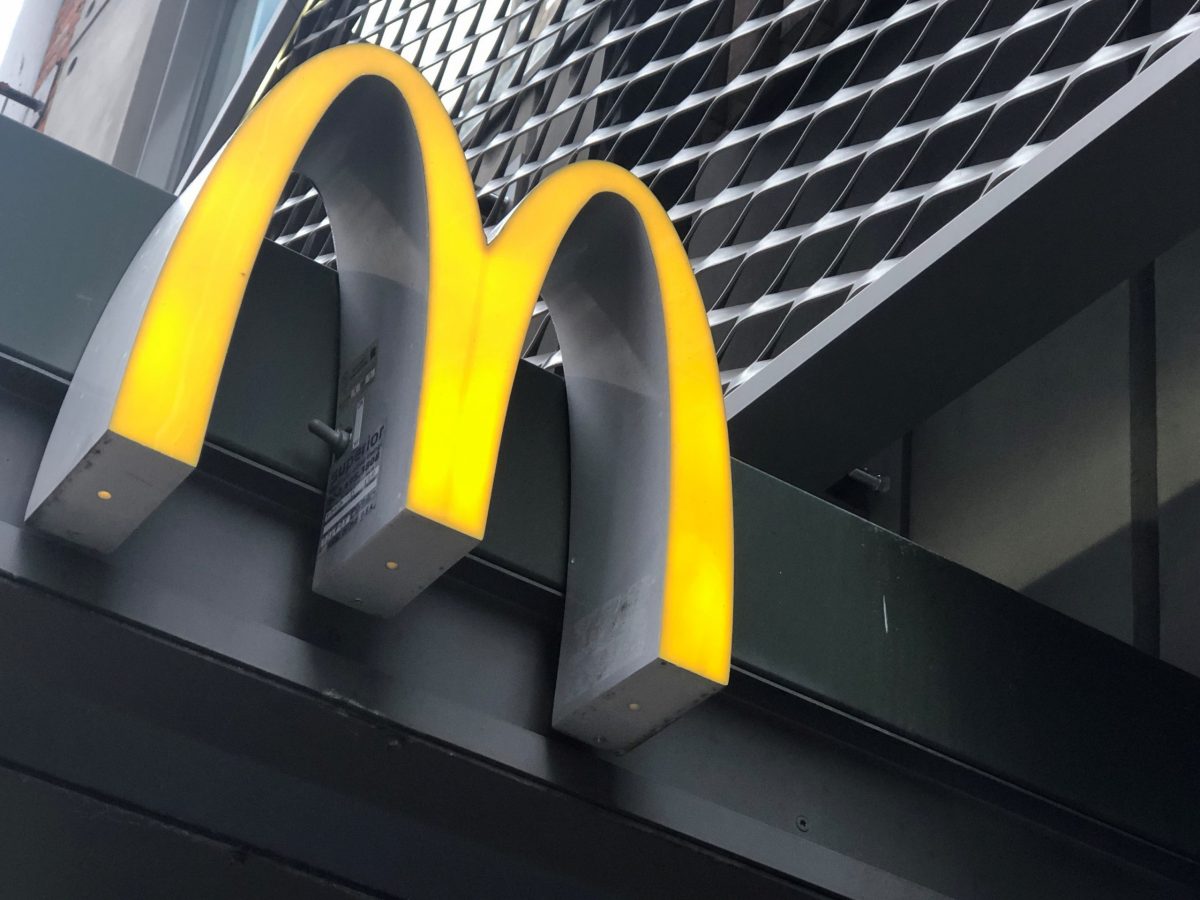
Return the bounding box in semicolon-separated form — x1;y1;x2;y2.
261;0;1200;390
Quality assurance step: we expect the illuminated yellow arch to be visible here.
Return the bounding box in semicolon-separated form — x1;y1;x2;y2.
29;44;732;743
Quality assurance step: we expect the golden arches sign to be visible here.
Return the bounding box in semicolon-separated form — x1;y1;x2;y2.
26;44;732;750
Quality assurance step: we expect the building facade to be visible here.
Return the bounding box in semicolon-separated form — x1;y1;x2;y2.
1;0;1199;897
245;0;1200;675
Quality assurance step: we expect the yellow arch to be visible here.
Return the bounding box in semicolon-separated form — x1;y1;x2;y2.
107;44;732;684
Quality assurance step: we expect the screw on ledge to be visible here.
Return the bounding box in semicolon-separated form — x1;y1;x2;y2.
307;419;352;457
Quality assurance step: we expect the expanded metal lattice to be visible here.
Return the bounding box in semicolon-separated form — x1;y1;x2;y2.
262;0;1200;388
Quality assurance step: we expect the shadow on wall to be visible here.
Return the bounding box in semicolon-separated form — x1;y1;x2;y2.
1023;476;1200;678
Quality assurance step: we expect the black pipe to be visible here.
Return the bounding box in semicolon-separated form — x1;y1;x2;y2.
0;83;44;114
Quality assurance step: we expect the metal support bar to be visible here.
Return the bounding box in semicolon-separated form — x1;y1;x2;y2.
847;468;889;493
0;82;44;113
1129;265;1161;656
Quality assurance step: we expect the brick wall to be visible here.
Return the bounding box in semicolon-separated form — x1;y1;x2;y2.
33;0;87;130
